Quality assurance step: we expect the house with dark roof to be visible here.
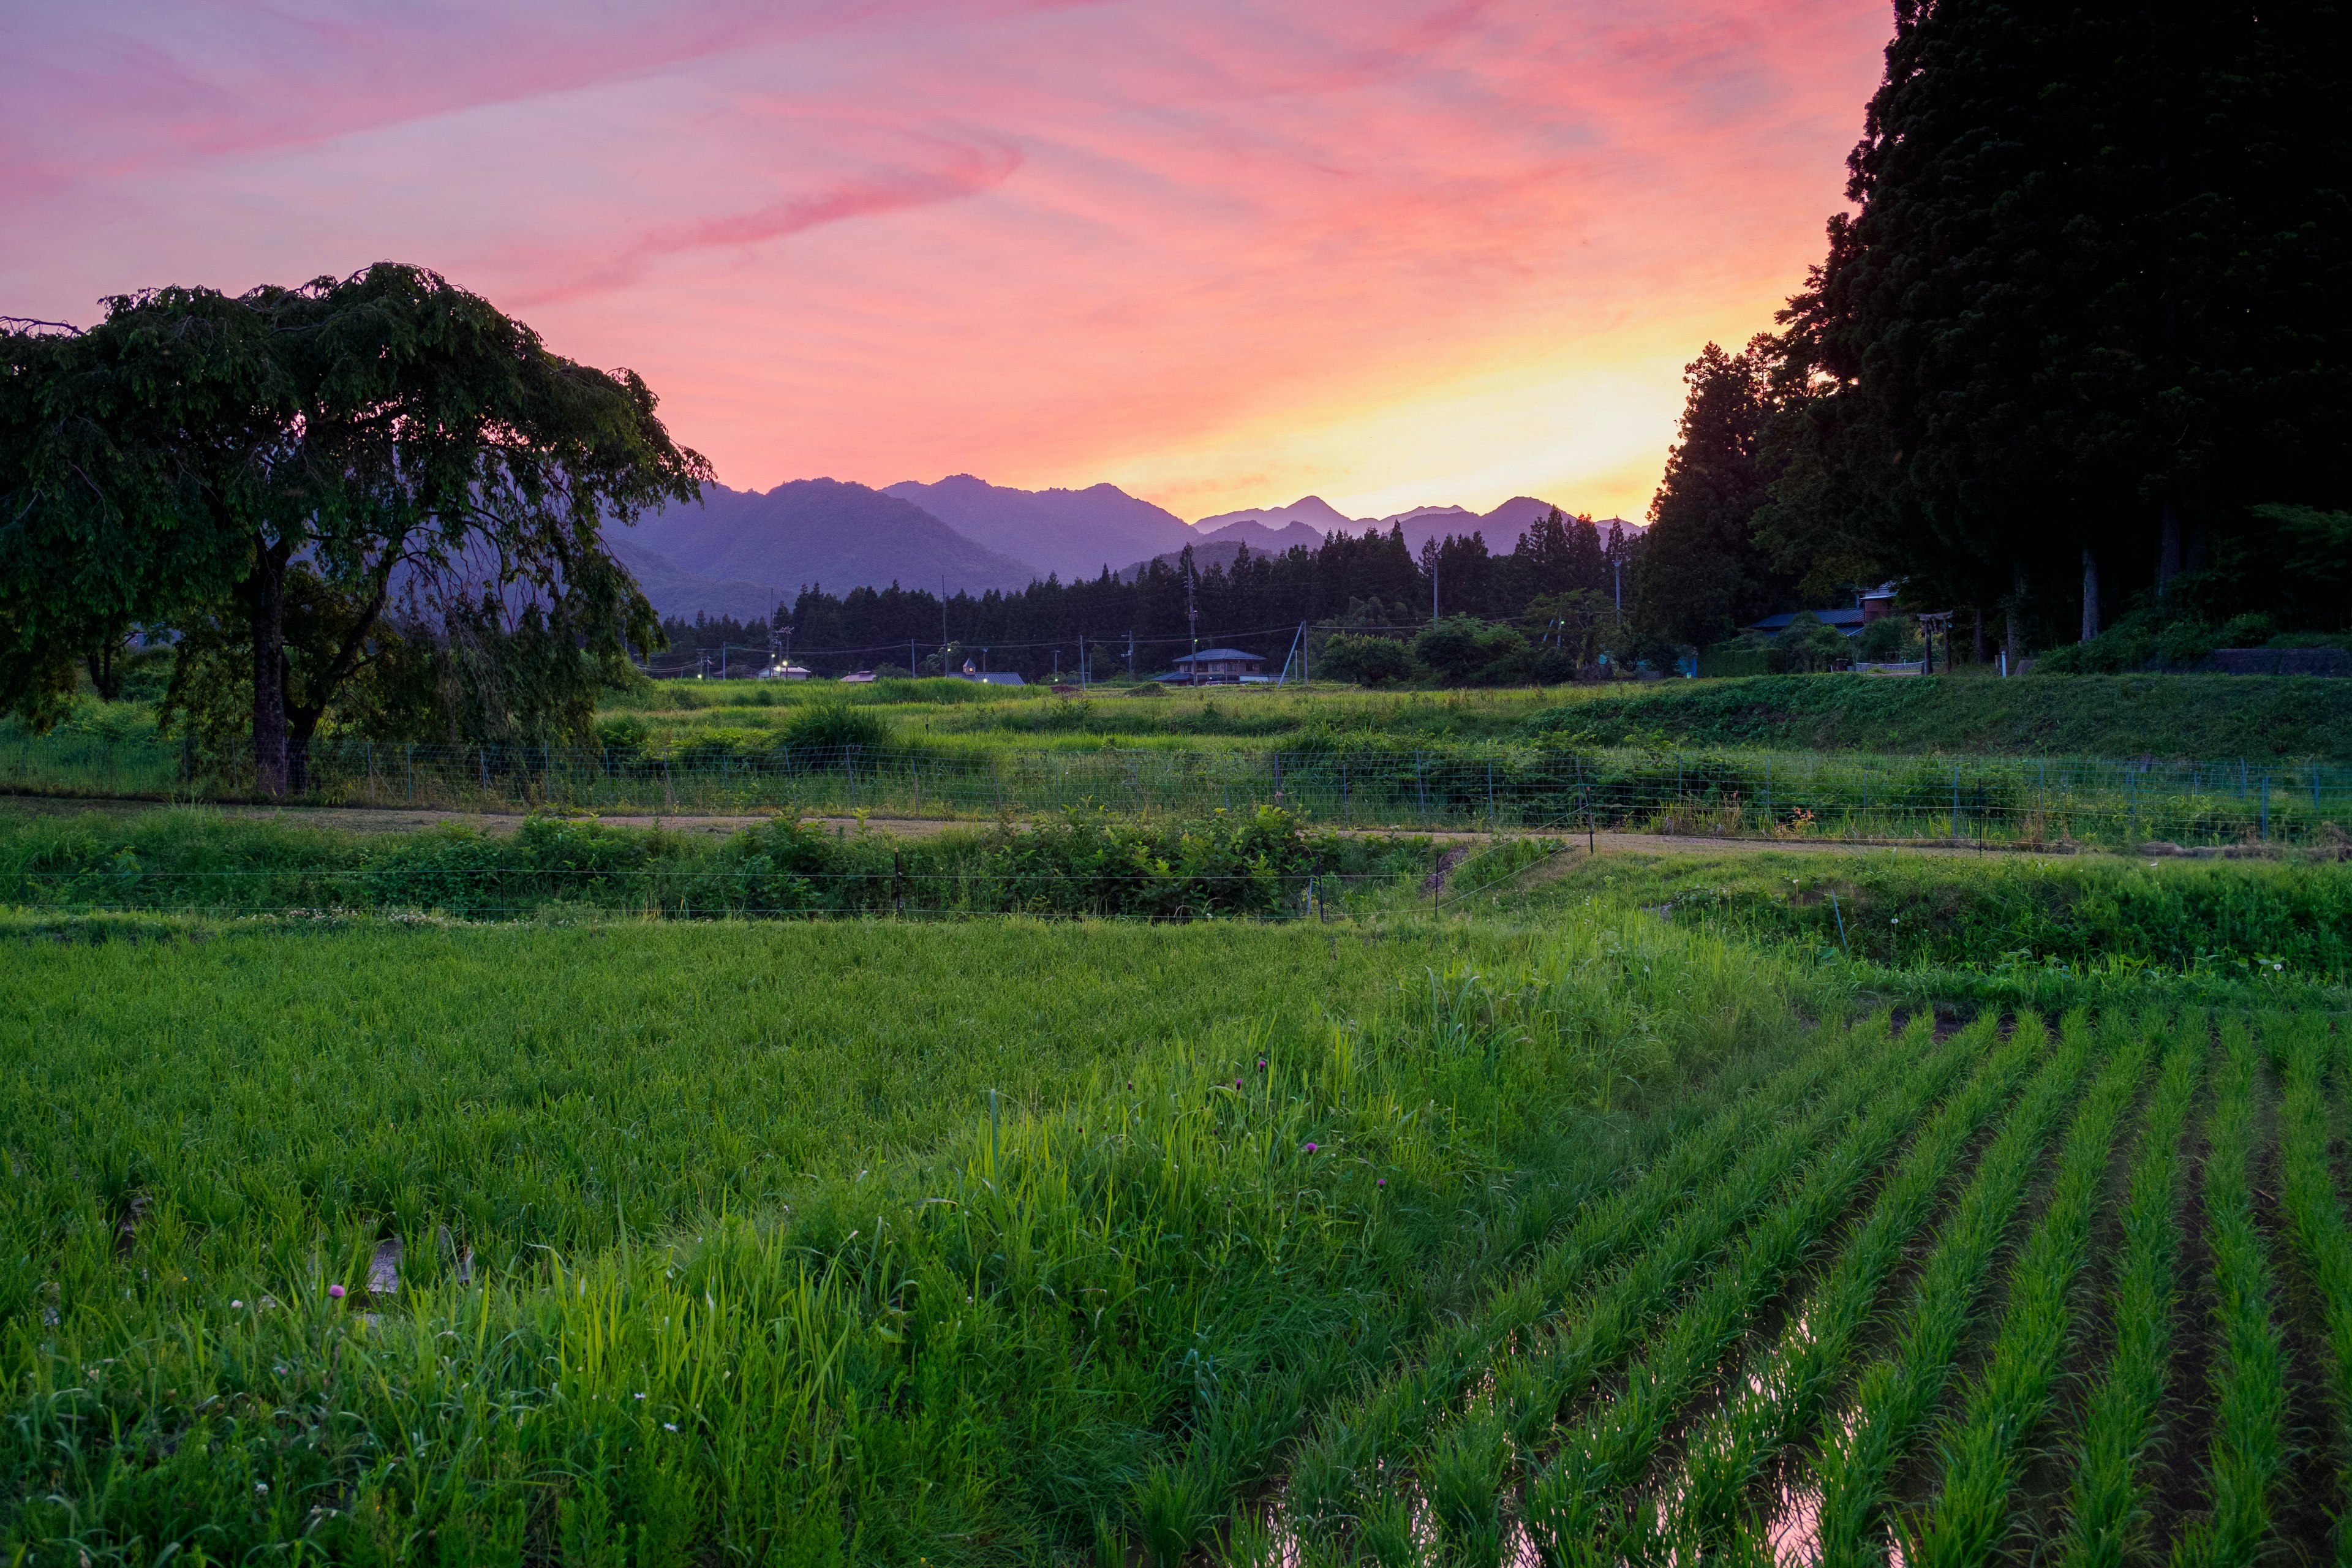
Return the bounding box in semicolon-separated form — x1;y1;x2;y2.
1155;648;1267;684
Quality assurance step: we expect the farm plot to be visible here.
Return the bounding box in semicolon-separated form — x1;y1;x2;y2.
1256;1008;2352;1568
2;905;2347;1566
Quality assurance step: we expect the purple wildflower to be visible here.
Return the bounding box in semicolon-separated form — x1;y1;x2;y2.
1303;1142;1319;1153
328;1284;345;1300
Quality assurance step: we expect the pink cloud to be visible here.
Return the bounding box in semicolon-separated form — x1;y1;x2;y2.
0;0;1892;521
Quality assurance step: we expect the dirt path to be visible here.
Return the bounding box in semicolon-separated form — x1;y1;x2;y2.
4;790;2128;860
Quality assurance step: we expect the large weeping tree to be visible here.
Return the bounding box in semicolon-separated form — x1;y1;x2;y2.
1;264;708;793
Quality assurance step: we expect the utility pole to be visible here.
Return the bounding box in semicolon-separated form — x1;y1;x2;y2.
1126;629;1135;679
1184;561;1200;686
909;638;916;677
1613;556;1623;623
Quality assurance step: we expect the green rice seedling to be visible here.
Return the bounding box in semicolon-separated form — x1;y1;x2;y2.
2166;1019;2289;1567
1664;1012;2060;1554
1806;1011;2135;1568
2051;1017;2207;1568
2282;1021;2352;1561
1904;1018;2170;1565
1277;1012;1910;1528
1136;1461;1226;1566
1355;1488;1428;1567
1422;1409;1513;1567
1525;1012;2045;1564
1490;1016;1978;1466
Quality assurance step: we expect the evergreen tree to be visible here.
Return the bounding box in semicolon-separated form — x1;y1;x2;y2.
1629;339;1791;648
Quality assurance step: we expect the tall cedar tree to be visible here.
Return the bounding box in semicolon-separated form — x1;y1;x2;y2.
0;265;707;792
1759;0;2351;647
1630;339;1793;649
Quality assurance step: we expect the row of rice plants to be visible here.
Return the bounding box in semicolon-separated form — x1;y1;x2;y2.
1801;1012;2135;1567
1905;1019;2176;1563
1662;1012;2060;1555
2054;1022;2210;1567
1270;1011;1910;1542
2166;1019;2290;1562
1289;1020;1928;1542
2271;1017;2352;1564
1517;1013;2043;1563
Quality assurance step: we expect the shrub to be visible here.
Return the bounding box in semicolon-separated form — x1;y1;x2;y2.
1766;612;1851;674
1321;635;1415;687
776;703;892;754
1855;616;1920;662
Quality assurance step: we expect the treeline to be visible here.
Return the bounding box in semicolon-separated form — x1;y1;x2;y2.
664;514;1637;680
1623;2;2350;666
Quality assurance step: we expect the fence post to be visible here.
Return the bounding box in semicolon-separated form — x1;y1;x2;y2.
1485;759;1495;829
1764;760;1773;829
1416;752;1427;823
2127;767;2138;845
1950;764;1960;841
405;744;414;803
2261;772;2270;840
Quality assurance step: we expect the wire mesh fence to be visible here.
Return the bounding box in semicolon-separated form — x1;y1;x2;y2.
6;731;2350;849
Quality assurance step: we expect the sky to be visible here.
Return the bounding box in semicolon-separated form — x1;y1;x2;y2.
2;1;1893;526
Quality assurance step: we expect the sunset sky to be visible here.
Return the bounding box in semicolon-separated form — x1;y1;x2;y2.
3;1;1893;525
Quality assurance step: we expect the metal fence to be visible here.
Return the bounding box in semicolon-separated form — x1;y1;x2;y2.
6;731;2351;848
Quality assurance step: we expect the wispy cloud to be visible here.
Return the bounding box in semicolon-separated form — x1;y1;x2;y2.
0;0;1891;521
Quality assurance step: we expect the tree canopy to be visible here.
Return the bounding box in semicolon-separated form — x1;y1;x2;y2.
1;264;708;791
1631;0;2350;658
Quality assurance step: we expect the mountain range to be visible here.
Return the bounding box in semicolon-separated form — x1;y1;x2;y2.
612;476;1630;621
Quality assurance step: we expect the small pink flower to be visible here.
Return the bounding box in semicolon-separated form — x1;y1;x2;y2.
1234;1079;1242;1089
328;1284;345;1300
1303;1142;1319;1153
1377;1178;1386;1187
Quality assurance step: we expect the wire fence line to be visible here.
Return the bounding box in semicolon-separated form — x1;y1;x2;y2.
7;731;2351;849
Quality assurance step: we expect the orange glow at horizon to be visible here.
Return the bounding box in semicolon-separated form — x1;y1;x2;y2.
1;1;1893;525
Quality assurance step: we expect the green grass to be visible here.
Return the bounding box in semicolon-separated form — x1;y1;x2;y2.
600;671;2352;762
1504;845;2352;986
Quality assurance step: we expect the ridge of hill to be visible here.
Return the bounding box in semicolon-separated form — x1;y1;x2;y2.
883;475;1191;583
627;479;1036;603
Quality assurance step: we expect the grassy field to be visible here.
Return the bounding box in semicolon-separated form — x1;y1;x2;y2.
6;800;2352;1562
601;670;2352;760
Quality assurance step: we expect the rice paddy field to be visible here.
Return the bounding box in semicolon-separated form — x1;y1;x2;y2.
4;802;2352;1564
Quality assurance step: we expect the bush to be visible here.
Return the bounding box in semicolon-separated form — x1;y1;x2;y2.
1320;635;1415;687
1412;617;1529;685
777;703;892;753
1854;615;1920;662
1765;612;1850;674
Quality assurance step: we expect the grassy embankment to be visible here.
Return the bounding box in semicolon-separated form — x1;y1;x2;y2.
601;669;2352;760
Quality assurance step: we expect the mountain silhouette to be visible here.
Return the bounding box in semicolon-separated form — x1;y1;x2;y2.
625;478;1036;608
884;474;1191;582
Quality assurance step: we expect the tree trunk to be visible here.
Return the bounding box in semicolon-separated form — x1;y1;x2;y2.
2079;547;2102;643
1972;607;1986;666
2005;560;2027;669
250;543;290;796
287;706;325;796
2157;495;2182;592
